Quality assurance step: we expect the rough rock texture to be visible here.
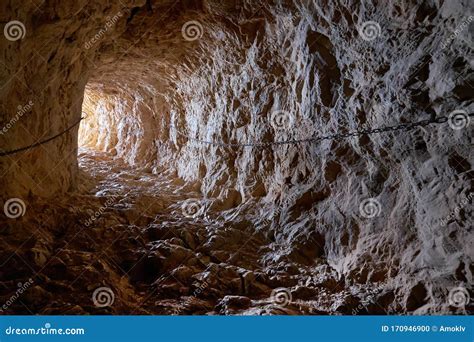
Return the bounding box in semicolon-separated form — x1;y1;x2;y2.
1;0;473;315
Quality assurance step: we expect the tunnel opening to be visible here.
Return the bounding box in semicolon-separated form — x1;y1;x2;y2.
77;75;167;172
78;86;110;152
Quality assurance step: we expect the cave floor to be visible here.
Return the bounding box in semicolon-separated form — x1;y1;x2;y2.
0;149;385;315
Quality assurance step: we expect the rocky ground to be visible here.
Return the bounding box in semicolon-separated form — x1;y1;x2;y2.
1;149;403;315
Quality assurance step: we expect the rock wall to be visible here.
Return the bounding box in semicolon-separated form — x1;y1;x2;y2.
0;0;147;196
78;0;473;312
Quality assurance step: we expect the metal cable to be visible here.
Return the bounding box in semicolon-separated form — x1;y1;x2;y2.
0;113;470;157
177;113;473;148
0;116;85;157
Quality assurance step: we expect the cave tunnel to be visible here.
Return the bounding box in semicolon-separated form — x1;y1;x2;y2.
0;0;473;315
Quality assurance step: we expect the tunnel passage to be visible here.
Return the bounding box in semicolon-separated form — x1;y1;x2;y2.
1;0;473;315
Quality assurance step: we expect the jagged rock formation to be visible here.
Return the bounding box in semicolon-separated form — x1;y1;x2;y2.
0;0;473;315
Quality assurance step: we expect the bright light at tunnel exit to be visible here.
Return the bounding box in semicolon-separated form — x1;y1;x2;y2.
78;87;116;151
